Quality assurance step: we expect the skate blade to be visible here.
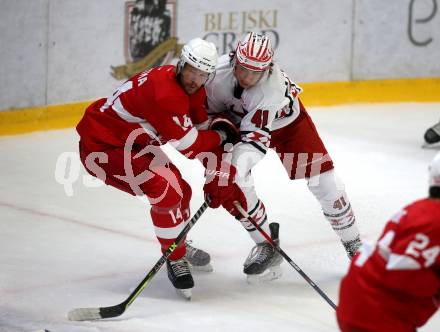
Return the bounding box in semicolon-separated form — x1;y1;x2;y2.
188;262;213;272
246;265;282;284
422;142;440;149
175;288;192;300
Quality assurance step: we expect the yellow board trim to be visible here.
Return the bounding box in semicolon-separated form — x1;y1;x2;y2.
0;101;91;136
300;77;440;106
1;77;439;136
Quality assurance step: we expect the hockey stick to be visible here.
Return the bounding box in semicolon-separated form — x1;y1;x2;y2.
68;200;210;321
234;202;337;310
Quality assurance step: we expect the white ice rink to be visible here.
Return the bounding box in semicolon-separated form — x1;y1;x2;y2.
1;103;440;332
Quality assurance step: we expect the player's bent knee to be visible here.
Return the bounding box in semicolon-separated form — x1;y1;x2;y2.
143;166;186;209
307;169;345;200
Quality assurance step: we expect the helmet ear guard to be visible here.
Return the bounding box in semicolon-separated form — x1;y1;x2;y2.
177;38;218;75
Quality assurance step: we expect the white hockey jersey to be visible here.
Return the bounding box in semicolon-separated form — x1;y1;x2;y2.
205;54;303;178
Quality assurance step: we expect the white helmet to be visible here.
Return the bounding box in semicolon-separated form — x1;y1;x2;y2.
177;38;218;74
429;152;440;188
235;32;274;71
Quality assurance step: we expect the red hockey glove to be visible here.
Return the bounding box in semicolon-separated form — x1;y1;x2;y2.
203;160;247;215
209;115;240;146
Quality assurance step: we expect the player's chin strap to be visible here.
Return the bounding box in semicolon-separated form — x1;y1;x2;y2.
233;201;337;310
67;200;210;321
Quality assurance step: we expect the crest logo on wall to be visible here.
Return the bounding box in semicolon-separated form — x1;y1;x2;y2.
111;0;182;80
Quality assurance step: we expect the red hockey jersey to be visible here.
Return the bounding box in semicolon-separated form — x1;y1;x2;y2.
337;198;440;332
77;65;220;157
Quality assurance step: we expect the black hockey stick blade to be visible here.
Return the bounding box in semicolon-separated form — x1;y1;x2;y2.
68;200;209;321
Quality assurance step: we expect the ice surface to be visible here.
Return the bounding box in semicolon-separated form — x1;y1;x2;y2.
1;103;439;331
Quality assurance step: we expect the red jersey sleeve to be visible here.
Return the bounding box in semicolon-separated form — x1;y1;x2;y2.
151;92;221;159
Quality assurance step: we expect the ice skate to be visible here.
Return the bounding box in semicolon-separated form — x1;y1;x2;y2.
243;223;283;284
342;236;362;259
185;240;213;272
167;258;194;300
424;122;440;145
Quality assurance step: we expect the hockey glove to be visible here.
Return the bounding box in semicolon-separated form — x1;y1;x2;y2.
203;160;247;214
209;116;240;146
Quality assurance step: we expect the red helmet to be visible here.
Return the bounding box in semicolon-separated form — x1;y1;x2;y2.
235;32;274;71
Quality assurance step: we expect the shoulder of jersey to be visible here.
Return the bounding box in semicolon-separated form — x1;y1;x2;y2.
411;198;440;210
150;65;178;84
207;54;233;84
150;65;188;111
404;198;440;225
243;63;286;109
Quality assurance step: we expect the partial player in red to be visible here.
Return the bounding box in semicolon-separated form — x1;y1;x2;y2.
203;32;361;283
76;38;232;299
337;152;440;332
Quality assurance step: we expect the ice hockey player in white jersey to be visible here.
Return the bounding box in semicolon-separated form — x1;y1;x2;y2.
203;32;362;283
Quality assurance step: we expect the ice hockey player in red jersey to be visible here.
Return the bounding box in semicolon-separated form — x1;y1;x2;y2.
203;32;361;283
76;38;231;299
337;152;440;332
